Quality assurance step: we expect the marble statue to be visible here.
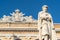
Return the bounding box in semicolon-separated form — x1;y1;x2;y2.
26;16;33;22
2;15;11;22
38;5;57;40
10;9;24;21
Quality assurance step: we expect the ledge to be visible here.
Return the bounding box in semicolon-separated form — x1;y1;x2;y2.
0;28;38;32
0;28;60;32
55;28;60;32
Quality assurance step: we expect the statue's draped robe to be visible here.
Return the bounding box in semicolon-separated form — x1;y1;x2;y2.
38;11;57;40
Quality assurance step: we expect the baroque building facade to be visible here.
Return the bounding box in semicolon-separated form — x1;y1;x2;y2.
0;9;59;40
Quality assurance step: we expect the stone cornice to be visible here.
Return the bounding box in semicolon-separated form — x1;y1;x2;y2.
0;28;38;32
0;28;59;32
54;23;60;24
0;21;37;24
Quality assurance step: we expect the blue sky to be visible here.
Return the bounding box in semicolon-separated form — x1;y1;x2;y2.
0;0;60;23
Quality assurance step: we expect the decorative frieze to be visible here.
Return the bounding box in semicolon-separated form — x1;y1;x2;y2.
0;9;37;23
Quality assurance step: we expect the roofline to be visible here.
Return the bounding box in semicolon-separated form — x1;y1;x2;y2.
54;23;60;24
0;22;60;24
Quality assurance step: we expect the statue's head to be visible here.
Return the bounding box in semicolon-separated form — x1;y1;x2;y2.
15;9;20;13
42;5;48;12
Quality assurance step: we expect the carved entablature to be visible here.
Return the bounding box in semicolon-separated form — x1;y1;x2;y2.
0;9;37;23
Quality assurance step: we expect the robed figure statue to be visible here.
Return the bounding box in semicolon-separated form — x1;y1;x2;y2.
38;5;57;40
